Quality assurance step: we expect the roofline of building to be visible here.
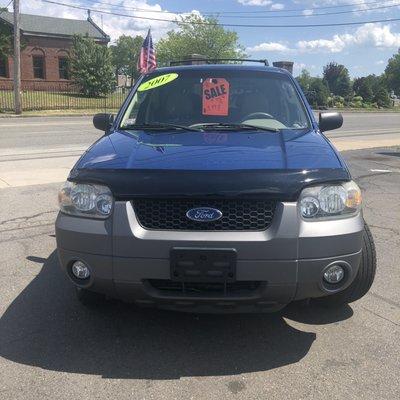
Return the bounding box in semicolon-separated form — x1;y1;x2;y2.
0;12;109;42
87;16;110;42
23;31;109;42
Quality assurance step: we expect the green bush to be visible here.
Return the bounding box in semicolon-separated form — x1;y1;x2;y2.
70;35;115;97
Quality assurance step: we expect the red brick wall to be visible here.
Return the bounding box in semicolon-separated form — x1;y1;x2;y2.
0;34;107;91
20;36;72;81
1;35;72;89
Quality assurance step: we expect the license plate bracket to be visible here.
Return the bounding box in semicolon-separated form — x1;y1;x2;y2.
170;248;237;282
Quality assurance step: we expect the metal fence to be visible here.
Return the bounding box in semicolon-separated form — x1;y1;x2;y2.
0;80;129;112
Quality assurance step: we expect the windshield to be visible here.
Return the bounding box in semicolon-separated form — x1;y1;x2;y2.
120;69;311;131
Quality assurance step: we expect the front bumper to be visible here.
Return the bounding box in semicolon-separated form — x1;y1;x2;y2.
56;201;364;312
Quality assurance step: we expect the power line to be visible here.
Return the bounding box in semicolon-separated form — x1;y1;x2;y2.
41;0;400;29
74;1;400;20
217;3;400;19
75;0;396;15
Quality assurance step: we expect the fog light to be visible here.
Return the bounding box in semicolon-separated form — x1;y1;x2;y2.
323;264;345;284
71;261;90;279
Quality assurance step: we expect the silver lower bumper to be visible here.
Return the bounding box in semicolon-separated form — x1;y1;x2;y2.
55;201;364;310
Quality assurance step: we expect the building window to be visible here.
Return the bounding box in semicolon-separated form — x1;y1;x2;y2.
58;57;69;80
32;56;45;79
0;58;7;78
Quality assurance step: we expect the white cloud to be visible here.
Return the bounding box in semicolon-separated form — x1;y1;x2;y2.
297;24;400;53
238;0;272;5
375;60;385;65
293;62;306;75
271;3;285;10
302;9;314;16
19;0;201;41
297;35;352;53
237;0;286;8
247;42;290;52
248;23;400;58
300;0;400;12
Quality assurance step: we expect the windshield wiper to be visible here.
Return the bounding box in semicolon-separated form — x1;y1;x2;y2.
121;123;202;132
191;123;279;133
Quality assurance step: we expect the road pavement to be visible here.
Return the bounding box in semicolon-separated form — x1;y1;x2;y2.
0;114;399;399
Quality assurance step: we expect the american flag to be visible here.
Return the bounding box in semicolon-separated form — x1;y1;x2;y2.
137;29;157;74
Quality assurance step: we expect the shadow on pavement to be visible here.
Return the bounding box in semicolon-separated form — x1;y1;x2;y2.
0;251;352;380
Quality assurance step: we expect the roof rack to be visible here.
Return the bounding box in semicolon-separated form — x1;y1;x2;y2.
169;58;269;67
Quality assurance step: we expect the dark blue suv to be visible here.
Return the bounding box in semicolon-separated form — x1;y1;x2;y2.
55;63;376;313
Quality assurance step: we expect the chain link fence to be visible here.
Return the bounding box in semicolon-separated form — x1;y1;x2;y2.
0;80;129;112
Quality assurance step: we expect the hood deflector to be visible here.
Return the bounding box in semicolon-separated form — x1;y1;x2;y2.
68;168;350;201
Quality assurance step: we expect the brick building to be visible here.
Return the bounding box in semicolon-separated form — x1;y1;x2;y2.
0;11;109;90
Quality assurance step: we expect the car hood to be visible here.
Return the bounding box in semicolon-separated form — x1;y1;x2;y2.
70;129;349;200
76;128;344;170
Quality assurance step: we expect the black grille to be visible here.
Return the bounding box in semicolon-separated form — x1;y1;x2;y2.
147;279;262;296
132;198;276;231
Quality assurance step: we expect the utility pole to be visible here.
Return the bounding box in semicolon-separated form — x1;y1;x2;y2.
13;0;22;114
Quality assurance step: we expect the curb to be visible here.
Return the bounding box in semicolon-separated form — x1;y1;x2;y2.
0;112;98;118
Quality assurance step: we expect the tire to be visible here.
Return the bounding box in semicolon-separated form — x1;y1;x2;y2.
316;223;376;307
75;287;105;306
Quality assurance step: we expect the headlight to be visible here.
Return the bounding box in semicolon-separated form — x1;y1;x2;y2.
58;181;113;218
299;181;361;220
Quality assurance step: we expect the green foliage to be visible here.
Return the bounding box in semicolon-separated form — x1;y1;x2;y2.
353;77;374;102
308;78;330;107
385;50;400;96
296;70;329;107
296;61;395;109
69;35;115;96
110;35;144;82
0;21;12;60
323;62;352;97
156;14;246;66
354;75;390;108
0;19;27;60
373;85;391;108
331;95;345;108
296;69;312;92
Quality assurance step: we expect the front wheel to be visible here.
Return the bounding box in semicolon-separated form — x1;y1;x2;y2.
316;223;376;307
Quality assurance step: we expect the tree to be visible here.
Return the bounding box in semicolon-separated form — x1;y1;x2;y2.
354;74;390;107
156;14;246;66
353;77;374;103
385;50;400;96
323;62;352;97
110;35;143;83
373;85;391;108
364;75;390;107
296;69;313;93
0;19;12;60
296;70;329;107
69;35;115;96
0;21;26;61
309;78;330;107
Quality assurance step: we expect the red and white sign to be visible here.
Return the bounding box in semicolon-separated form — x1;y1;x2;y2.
202;78;230;116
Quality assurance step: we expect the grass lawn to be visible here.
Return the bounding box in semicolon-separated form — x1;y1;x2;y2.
0;90;128;112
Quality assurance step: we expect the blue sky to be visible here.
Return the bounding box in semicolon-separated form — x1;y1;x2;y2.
9;0;400;77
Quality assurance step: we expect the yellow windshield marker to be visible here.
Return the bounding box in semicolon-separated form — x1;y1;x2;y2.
138;73;179;91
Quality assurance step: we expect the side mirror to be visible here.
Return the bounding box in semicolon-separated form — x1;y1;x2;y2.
319;112;343;132
93;113;114;133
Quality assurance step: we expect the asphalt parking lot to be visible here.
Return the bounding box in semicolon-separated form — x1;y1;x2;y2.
0;115;399;399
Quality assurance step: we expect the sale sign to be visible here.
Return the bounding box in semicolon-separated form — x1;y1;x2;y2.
202;78;230;116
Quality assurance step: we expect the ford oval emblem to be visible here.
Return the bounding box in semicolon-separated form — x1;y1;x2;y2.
186;207;223;222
